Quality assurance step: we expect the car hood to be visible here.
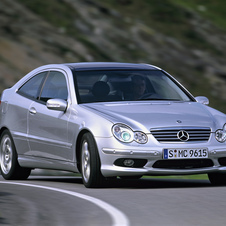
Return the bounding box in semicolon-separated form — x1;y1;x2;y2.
82;101;225;132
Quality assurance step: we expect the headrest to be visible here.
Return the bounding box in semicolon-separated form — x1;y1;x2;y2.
92;81;110;98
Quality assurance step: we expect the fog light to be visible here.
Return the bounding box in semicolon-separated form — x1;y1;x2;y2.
123;159;134;167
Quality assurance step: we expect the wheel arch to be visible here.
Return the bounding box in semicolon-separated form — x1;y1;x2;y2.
76;129;92;172
0;127;17;157
0;127;10;137
0;128;31;180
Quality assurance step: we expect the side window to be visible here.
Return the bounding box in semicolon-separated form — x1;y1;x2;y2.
40;71;68;102
18;72;47;99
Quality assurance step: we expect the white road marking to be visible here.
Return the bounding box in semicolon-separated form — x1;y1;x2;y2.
0;181;130;226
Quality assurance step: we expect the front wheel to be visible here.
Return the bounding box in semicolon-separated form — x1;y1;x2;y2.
0;130;31;180
80;133;105;188
208;173;226;186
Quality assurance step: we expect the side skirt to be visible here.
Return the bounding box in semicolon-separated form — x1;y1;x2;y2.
18;155;78;173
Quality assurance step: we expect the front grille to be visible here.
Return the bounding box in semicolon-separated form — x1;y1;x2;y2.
151;127;211;143
152;159;214;169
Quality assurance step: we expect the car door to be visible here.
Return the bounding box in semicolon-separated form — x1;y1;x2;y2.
15;71;47;155
28;70;72;161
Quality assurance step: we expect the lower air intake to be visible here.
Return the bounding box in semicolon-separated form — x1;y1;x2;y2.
152;159;213;169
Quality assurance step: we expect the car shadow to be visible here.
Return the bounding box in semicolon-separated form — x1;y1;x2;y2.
108;177;211;189
27;175;214;189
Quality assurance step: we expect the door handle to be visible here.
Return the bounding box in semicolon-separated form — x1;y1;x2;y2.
29;107;37;115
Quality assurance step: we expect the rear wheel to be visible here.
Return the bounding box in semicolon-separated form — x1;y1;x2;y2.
208;173;226;186
80;133;105;188
0;130;31;180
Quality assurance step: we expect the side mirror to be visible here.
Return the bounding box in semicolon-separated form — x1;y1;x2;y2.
46;99;67;111
195;96;209;105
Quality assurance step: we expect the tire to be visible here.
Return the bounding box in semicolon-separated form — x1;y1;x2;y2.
80;133;105;188
0;130;31;180
208;173;226;186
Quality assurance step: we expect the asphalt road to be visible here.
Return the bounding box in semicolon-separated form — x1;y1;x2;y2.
1;175;226;226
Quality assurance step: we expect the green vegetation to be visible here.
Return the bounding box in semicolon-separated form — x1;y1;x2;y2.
16;0;226;112
17;0;226;54
172;0;226;30
146;174;208;180
95;0;222;51
17;0;226;50
17;0;80;35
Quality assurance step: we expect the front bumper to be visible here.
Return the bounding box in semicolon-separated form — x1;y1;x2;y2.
96;137;226;177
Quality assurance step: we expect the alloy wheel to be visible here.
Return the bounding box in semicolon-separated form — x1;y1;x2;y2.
0;135;13;174
81;141;91;183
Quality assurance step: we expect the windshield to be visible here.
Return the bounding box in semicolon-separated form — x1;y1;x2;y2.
73;70;193;103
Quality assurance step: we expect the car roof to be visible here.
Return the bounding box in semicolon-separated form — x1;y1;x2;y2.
64;62;160;71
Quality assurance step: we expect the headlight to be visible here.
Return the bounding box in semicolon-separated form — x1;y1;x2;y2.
112;124;148;144
215;124;226;143
134;132;148;144
112;124;134;143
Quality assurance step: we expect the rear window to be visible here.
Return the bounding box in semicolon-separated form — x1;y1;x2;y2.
18;72;47;99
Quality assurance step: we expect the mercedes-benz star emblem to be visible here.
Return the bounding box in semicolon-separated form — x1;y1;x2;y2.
177;130;189;141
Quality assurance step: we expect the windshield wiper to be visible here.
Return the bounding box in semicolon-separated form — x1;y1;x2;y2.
137;98;181;101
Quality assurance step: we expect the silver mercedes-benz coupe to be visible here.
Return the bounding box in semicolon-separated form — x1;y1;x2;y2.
0;62;226;187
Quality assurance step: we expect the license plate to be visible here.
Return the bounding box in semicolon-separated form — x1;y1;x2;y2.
163;148;208;159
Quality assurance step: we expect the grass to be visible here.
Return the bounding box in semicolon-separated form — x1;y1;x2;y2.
145;174;209;180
